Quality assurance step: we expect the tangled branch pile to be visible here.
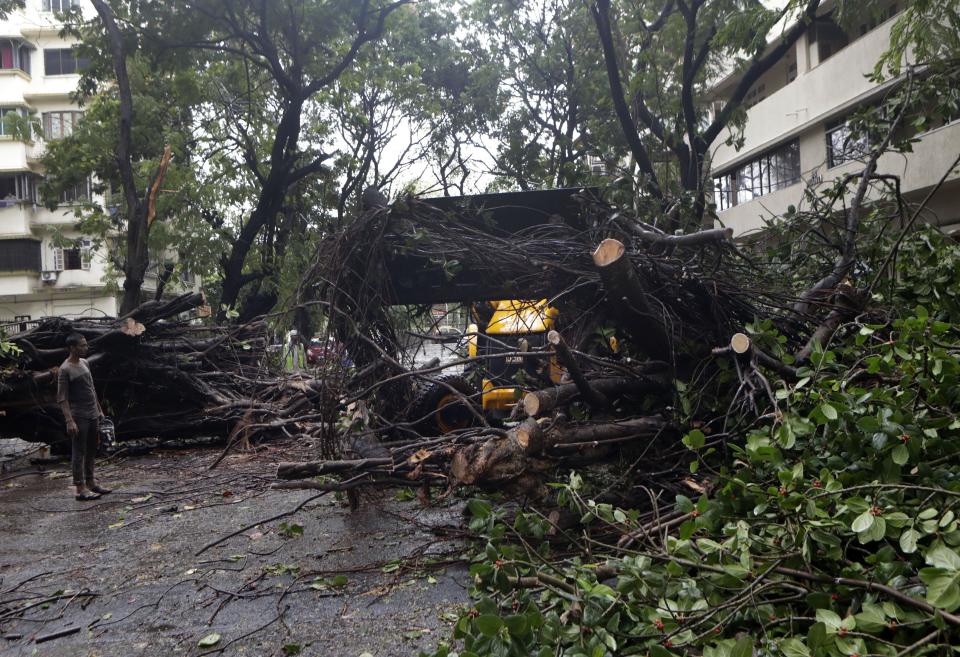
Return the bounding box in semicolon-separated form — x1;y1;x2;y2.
0;292;340;452
280;191;819;499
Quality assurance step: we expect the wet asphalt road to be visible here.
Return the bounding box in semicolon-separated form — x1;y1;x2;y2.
0;443;468;657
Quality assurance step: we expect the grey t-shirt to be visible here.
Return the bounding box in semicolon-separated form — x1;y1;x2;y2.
57;358;100;420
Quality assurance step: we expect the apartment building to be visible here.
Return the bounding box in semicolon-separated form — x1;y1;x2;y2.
0;0;195;329
709;0;960;236
0;0;113;327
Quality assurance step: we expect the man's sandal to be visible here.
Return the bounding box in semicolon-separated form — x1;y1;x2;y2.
75;491;101;501
90;485;112;495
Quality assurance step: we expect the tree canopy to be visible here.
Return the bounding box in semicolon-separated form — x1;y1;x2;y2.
37;0;959;314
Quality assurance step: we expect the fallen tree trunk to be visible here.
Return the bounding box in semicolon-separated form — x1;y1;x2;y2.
523;375;668;417
277;457;394;479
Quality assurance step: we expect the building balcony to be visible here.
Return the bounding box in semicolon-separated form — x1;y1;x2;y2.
0;138;30;172
715;179;805;236
25;138;45;164
712;15;898;171
23;73;79;101
49;267;104;289
30;203;82;227
0;67;31;104
0;272;37;296
0;202;31;236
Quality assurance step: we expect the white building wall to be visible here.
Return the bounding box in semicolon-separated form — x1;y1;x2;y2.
710;8;960;236
0;1;127;324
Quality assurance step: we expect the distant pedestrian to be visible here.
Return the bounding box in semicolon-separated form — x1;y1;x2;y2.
284;330;307;373
58;333;111;501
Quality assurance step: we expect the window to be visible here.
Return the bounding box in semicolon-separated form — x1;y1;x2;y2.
713;139;801;211
0;39;32;74
745;83;767;109
787;62;797;84
714;171;735;211
18;45;30;75
44;48;88;76
53;239;92;271
587;155;606;176
58;179;89;204
826;119;871;168
43;111;82;140
0;240;41;273
811;18;850;64
859;3;899;36
0;107;26;137
42;0;78;11
0;174;37;206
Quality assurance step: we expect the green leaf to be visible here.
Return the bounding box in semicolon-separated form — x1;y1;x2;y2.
816;609;842;632
731;636;753;657
892;444;909;465
900;528;920;554
683;429;706;450
919;568;960;610
198;633;221;648
855;603;887;632
807;622;829;649
467;499;492;519
781;638;811;657
821;404;838;421
475;614;503;637
860;516;887;543
851;511;875;533
504;614;529;637
926;543;960;570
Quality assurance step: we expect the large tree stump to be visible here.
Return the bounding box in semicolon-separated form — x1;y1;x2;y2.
592;238;674;363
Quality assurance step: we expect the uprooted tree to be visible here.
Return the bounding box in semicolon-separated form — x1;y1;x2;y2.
2;1;960;655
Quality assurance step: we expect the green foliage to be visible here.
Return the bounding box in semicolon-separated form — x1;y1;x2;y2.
876;0;960;77
0;109;39;143
0;0;23;19
278;521;304;538
427;232;960;657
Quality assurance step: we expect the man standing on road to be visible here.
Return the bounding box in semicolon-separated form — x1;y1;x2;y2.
58;333;111;501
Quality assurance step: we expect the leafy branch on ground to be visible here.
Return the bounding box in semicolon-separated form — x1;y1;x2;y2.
426;228;960;657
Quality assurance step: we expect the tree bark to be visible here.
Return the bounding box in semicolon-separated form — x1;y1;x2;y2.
523;375;665;417
91;0;153;317
592;239;674;363
547;330;609;408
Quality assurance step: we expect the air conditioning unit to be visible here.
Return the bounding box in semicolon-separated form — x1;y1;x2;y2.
40;271;58;283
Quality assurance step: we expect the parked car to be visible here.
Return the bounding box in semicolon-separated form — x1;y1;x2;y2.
306;338;352;366
434;325;463;343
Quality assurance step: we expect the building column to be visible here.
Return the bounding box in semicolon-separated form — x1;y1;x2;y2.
796;32;812;74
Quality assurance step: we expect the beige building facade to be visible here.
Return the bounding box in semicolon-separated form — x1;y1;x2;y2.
709;1;960;236
0;1;199;330
0;0;121;327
